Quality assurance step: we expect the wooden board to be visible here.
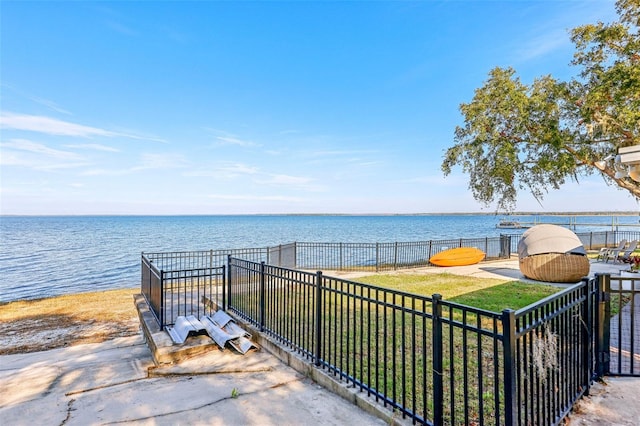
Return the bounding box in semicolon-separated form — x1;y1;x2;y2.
429;247;486;267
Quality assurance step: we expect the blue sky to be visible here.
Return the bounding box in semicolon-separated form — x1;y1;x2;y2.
1;0;637;215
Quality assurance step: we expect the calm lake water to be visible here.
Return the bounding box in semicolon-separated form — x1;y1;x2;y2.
1;214;637;302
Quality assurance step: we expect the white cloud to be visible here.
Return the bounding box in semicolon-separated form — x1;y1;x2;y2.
80;168;130;176
1;112;117;137
306;149;378;157
215;136;260;147
0;141;90;171
514;30;569;62
0;84;72;115
30;96;72;115
510;2;618;64
301;149;382;168
202;128;260;148
0;111;167;143
80;152;188;176
134;153;188;171
1;139;83;161
396;173;464;186
37;162;93;171
185;162;259;179
64;143;120;152
222;163;259;174
346;159;382;167
257;174;312;186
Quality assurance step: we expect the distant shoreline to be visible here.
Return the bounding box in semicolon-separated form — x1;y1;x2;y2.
1;211;638;218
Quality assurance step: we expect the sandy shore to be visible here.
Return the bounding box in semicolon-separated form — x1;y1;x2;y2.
0;288;139;354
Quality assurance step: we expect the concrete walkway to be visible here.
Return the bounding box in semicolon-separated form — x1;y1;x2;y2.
0;335;388;425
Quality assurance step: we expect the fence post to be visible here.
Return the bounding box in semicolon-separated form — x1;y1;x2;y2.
225;255;231;311
376;242;380;273
595;273;611;377
260;261;266;332
315;271;323;367
581;278;593;395
220;265;225;315
394;242;398;270
432;294;444;426
140;253;144;295
140;254;145;297
500;235;512;259
159;270;165;330
502;309;517;426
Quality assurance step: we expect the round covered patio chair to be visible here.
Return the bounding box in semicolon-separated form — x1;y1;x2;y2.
518;224;590;283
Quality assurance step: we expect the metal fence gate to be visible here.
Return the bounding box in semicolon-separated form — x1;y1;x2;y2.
599;273;640;377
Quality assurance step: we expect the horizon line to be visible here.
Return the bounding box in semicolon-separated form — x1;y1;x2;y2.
1;211;638;218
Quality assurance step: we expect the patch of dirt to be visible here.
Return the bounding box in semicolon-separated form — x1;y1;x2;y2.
0;314;139;355
0;288;140;355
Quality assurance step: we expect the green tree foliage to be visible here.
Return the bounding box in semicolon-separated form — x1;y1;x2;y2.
442;0;640;211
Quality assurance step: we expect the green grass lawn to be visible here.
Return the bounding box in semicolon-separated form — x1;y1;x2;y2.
358;271;630;316
232;271;604;423
357;273;559;313
318;272;564;423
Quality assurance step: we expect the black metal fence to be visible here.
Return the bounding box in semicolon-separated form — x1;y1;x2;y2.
140;236;512;328
225;258;637;425
599;273;640;376
140;232;636;314
139;230;635;332
141;252;233;328
141;257;224;328
141;248;268;328
503;230;640;254
510;278;597;425
144;247;268;271
138;238;639;424
576;230;640;252
271;236;511;272
234;231;637;272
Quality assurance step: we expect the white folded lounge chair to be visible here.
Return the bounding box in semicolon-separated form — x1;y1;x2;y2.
597;239;627;262
615;240;638;263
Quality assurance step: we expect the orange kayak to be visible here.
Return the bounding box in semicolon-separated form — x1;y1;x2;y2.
429;247;486;267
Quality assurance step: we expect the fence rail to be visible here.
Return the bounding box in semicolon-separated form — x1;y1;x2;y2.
503;230;640;254
144;247;268;271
